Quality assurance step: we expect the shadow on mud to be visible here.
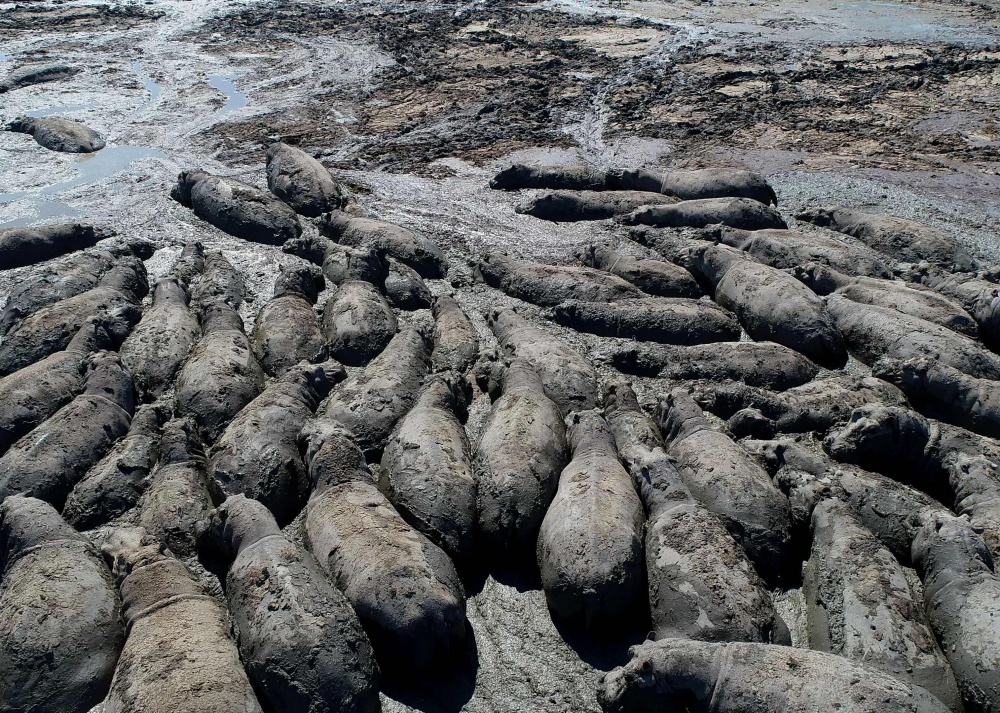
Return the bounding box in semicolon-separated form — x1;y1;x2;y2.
552;611;652;671
380;621;479;713
462;547;543;596
490;561;543;593
473;553;650;672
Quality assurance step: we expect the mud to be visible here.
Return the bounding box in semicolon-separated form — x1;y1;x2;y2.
4;0;1000;711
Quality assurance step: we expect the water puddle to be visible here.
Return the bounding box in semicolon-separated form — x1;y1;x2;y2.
207;74;248;115
40;145;166;195
133;60;162;101
0;145;165;227
836;1;937;32
0;201;80;229
0;54;12;62
0;188;30;204
25;105;95;118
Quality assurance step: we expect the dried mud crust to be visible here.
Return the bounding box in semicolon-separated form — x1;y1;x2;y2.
618;43;1000;171
198;0;1000;174
198;2;619;171
0;2;162;31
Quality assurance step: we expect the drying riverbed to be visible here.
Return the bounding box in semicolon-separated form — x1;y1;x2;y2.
2;0;1000;711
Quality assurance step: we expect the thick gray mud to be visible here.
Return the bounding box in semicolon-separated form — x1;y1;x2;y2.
3;0;1000;711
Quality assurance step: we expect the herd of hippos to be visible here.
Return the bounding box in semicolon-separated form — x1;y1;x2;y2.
1;85;1000;713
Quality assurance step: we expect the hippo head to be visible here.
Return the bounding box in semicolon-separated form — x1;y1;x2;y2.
687;242;740;287
823;404;931;474
655;389;711;444
616;205;652;226
911;513;994;580
126;237;155;259
602;379;641;417
170;169;210;207
67;316;113;353
423;371;473;422
320;210;352;238
489;164;534;190
153;275;189;304
741;438;788;475
794;206;836;227
281;233;329;264
298;419;369;492
158;417;205;467
318;242;383;286
728;407;776;440
871;357;930;394
793;263;839;295
574;243;598;267
274;263;324;302
285;360;345;406
515;191;575;220
101;527;201;625
565;409;615;453
469;349;503;399
699;224;726;242
598;640;713;713
83;351;135;413
200;298;244;334
543;301;574;326
203;495;281;562
101;256;149;301
264;141;284;162
101;527;168;580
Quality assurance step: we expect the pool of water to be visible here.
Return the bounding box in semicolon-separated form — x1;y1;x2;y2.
0;54;13;62
207;74;248;115
0;145;166;227
0;200;80;229
133;60;162;101
25;104;95;118
40;145;166;195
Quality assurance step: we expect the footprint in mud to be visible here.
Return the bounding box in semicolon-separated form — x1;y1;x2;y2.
207;75;247;115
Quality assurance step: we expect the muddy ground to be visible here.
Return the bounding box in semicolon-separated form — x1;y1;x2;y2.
2;0;1000;710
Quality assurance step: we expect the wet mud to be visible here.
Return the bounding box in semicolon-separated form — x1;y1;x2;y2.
3;0;1000;711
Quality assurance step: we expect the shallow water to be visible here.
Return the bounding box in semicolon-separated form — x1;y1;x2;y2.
132;60;162;101
0;54;12;62
0;200;80;228
207;74;247;115
39;145;166;195
25;104;95;118
0;145;166;227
